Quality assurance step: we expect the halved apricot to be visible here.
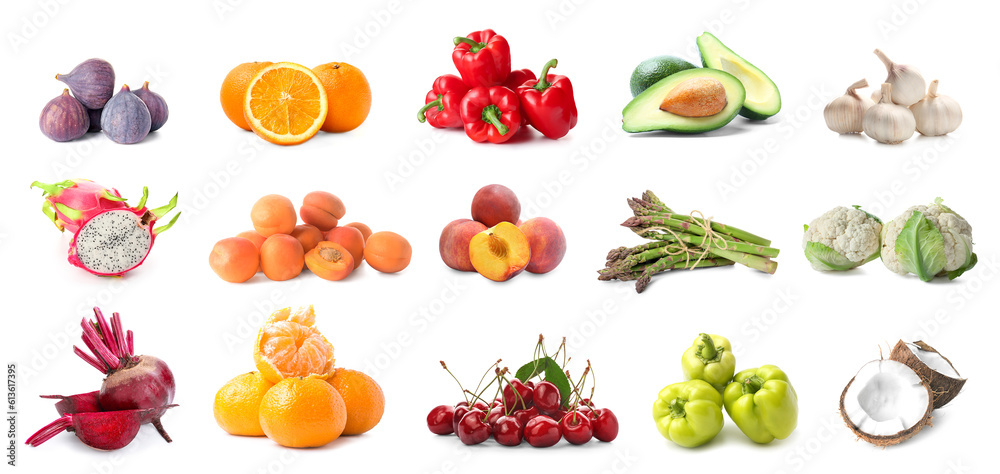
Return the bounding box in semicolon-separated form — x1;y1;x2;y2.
326;226;365;269
469;222;530;282
260;234;304;281
300;191;345;231
305;242;354;281
364;231;411;273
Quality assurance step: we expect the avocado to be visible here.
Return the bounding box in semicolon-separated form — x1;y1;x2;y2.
696;32;780;120
622;68;745;133
629;55;696;97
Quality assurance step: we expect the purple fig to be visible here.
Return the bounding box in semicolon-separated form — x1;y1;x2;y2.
87;108;102;133
132;81;168;131
55;59;115;109
101;85;150;144
40;89;89;142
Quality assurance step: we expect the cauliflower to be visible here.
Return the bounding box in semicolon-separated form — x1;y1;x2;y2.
881;198;976;281
802;206;882;271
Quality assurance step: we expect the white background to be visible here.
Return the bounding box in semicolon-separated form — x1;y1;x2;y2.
2;0;997;473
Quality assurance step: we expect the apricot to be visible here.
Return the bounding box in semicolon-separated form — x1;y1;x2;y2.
291;225;323;253
300;191;345;231
209;237;259;283
471;184;520;228
519;217;566;274
260;234;304;281
344;222;372;242
326;226;365;269
305;241;354;281
469;222;530;282
439;219;487;272
251;194;296;237
364;231;411;273
236;230;266;272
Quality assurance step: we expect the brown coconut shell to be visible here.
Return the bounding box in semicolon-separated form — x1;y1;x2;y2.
839;361;934;448
889;340;966;409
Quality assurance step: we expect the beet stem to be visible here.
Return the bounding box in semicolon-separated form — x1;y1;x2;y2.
81;320;119;371
111;313;128;358
151;417;173;443
93;308;118;359
126;330;134;356
73;346;107;372
25;415;72;447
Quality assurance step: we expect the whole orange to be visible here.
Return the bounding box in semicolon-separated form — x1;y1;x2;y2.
312;62;371;133
327;369;385;435
258;377;347;448
221;61;273;130
213;372;274;436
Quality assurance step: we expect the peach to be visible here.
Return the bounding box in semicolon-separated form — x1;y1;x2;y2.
326;226;365;269
471;184;520;227
291;225;323;253
251;194;297;237
305;242;354;281
364;231;411;273
209;237;259;283
519;217;566;274
345;222;373;242
236;230;266;272
260;234;304;281
469;222;530;282
439;219;487;272
300;191;346;231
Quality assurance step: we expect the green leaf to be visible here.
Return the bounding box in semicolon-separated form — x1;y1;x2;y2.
895;211;946;282
515;357;572;409
804;241;860;271
948;253;977;280
853;204;883;224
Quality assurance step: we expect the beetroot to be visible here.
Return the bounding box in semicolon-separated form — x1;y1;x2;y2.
26;406;176;451
41;391;102;416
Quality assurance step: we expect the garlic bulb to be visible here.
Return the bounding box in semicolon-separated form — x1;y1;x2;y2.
874;49;926;107
863;83;915;144
824;79;874;134
910;80;961;136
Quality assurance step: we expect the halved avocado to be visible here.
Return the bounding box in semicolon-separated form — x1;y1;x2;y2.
622;68;745;133
697;32;780;120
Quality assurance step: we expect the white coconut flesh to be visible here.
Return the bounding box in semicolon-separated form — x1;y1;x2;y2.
908;343;961;378
74;210;152;274
843;360;930;436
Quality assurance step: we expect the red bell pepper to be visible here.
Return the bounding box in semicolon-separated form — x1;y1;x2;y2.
516;59;578;139
459;86;521;144
418;74;470;128
452;29;511;88
503;68;536;90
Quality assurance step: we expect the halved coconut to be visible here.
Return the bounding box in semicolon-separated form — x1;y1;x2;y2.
840;359;933;447
889;340;966;408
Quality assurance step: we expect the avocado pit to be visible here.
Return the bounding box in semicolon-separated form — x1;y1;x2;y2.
659;77;727;117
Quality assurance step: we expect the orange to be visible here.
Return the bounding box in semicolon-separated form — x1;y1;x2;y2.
312;62;371;133
220;61;273;130
213;372;274;436
258;377;347;448
327;369;384;435
254;306;335;383
244;62;328;145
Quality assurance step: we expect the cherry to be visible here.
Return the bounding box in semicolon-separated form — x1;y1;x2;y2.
577;406;597;420
560;411;594;445
452;405;470;433
525;381;536;389
486;406;505;428
524;415;561;447
427;405;456;435
491;398;504;409
592;408;619;442
502;380;533;411
456;409;491;445
513;406;539;427
456;401;470;408
493;415;523;446
472;400;490;412
533;381;561;415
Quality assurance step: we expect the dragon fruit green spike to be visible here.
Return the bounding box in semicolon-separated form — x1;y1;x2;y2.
32;179;129;234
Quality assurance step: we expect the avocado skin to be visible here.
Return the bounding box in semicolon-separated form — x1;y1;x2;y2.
630;56;697;97
697;32;781;120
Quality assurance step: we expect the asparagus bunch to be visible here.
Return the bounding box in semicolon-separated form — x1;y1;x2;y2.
599;191;779;293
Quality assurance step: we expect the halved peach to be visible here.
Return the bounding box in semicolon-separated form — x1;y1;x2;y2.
469;222;530;282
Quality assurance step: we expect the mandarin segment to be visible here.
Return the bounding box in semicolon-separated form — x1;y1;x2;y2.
254;306;335;383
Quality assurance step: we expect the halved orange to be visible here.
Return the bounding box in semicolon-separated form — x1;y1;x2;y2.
254;305;335;383
243;62;328;145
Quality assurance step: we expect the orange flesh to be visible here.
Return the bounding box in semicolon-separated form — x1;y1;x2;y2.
659;77;728;117
248;68;325;135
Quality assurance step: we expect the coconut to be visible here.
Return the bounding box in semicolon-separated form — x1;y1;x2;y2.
840;359;933;447
889;340;966;408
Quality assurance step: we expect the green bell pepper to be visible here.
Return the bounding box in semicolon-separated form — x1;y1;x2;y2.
723;365;798;444
681;333;736;392
652;379;724;448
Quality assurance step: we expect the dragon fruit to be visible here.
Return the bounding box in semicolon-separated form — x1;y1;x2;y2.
31;179;129;234
34;180;180;277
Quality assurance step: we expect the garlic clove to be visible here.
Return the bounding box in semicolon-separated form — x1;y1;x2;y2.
874;49;926;107
910;79;962;136
824;78;874;134
863;83;916;144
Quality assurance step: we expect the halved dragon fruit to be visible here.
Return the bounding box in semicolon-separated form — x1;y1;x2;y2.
31;179;129;234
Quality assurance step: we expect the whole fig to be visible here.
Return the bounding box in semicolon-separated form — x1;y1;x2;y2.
87;108;102;132
56;59;115;109
40;89;89;142
132;81;168;131
101;85;151;144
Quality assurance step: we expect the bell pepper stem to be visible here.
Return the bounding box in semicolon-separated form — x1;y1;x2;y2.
742;375;765;395
668;398;687;418
417;95;444;123
481;104;509;136
453;36;485;53
698;333;718;361
533;59;559;91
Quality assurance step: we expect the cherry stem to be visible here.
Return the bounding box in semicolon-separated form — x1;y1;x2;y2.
440;361;470;405
472;359;502;400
